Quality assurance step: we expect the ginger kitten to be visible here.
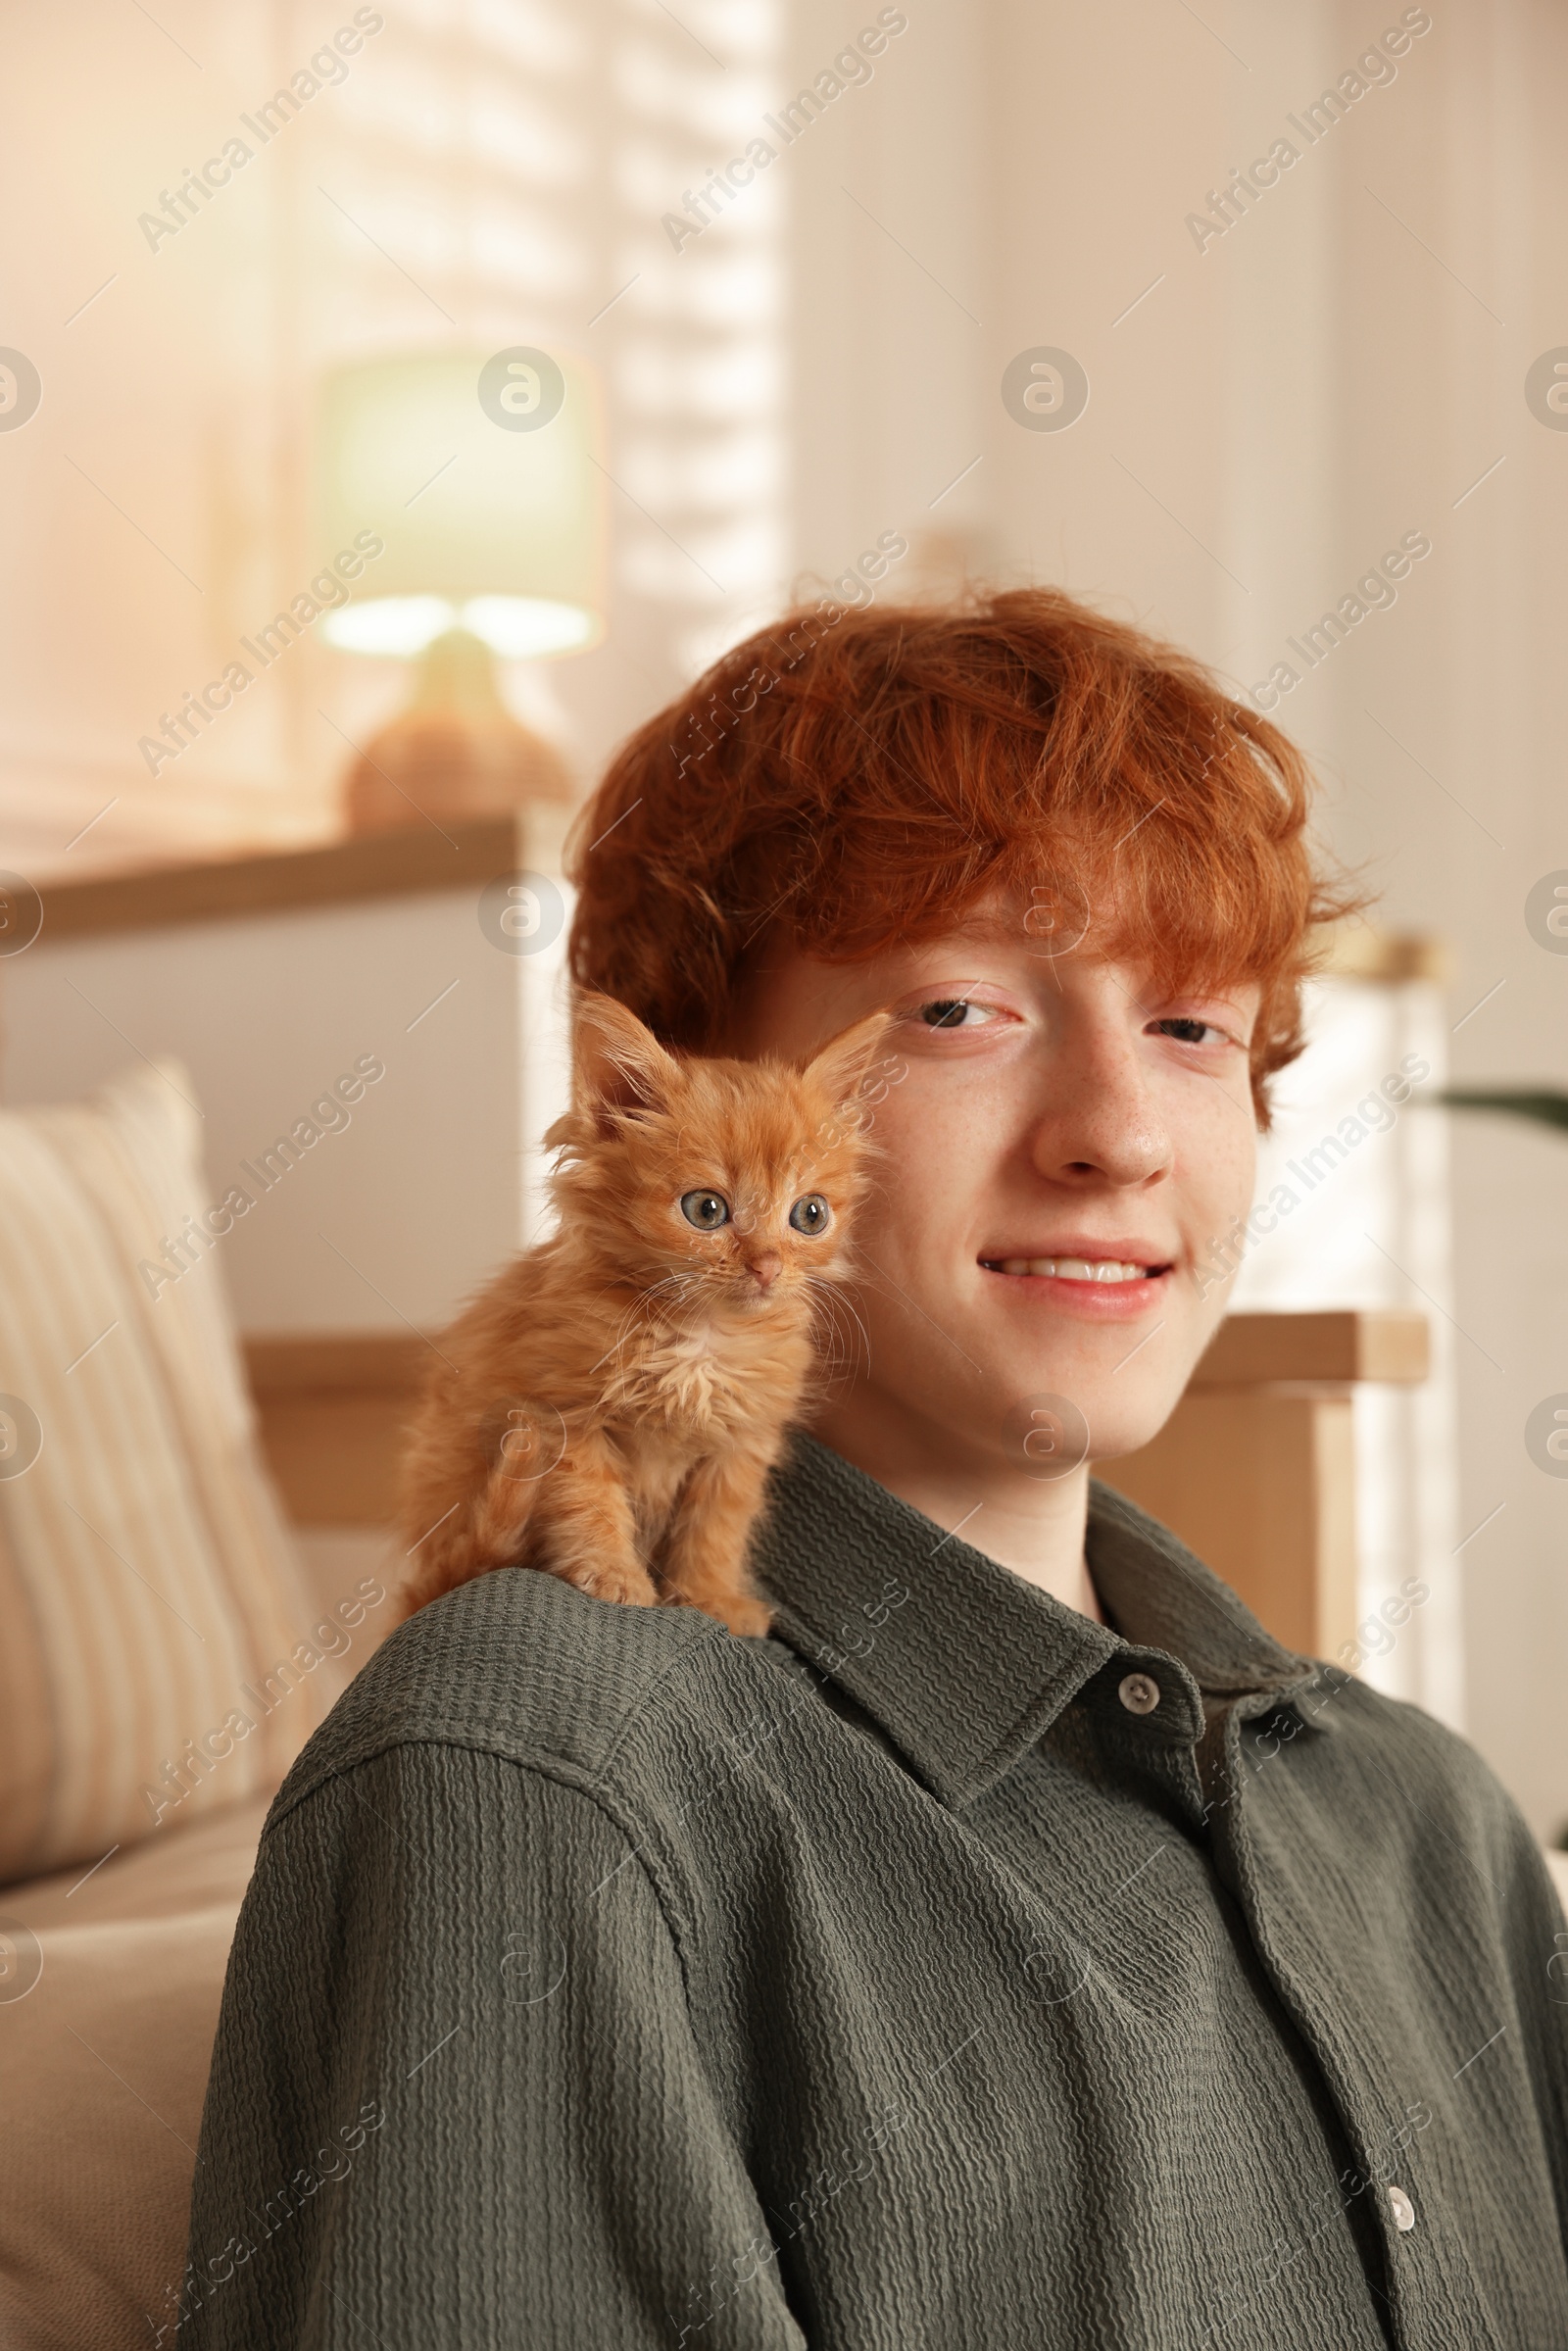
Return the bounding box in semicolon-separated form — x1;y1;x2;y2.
396;991;890;1637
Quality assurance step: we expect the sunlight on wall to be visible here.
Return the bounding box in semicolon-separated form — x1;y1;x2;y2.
0;0;787;876
1232;976;1464;1730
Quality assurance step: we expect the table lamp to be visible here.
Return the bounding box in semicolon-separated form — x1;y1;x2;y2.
317;347;606;832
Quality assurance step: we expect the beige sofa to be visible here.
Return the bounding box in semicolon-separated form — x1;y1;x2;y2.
3;1793;276;2351
0;1507;391;2351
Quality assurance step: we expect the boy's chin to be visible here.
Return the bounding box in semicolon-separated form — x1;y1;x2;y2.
974;1355;1193;1479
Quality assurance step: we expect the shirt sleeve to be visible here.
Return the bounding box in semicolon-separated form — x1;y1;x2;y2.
177;1739;808;2349
1495;1787;1568;2246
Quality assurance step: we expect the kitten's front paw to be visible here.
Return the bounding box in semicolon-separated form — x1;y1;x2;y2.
569;1560;659;1608
714;1592;774;1639
653;1576;772;1636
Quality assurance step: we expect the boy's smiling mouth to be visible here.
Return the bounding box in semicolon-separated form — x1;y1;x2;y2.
981;1255;1161;1282
976;1247;1175;1310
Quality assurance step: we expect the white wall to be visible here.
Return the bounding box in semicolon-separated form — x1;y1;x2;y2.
1;885;574;1331
0;0;787;875
1231;974;1464;1733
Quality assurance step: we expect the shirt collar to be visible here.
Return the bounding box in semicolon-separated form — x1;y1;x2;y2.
751;1431;1342;1810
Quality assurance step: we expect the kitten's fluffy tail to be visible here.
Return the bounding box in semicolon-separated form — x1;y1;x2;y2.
392;1392;552;1617
395;1461;546;1623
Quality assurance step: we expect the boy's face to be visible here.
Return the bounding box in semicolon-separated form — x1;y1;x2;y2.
724;891;1260;1479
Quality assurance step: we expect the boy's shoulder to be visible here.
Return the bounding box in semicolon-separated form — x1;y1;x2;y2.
1300;1667;1538;1868
1321;1667;1486;1771
266;1566;799;1831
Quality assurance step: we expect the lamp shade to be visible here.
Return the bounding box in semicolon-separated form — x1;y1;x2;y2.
317;347;605;660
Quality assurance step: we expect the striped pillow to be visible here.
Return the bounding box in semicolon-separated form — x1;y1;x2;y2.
0;1059;331;1884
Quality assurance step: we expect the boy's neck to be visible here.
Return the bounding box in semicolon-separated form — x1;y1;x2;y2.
806;1389;1105;1625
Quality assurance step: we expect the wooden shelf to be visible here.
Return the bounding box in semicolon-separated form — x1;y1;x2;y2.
243;1331;430;1532
245;1310;1429;1418
36;814;527;941
1321;925;1448;985
1098;1308;1431;1660
1189;1307;1429;1390
246;1311;1429;1668
245;1332;432;1396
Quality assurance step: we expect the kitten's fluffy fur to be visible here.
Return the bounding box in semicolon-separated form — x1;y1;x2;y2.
396;992;889;1637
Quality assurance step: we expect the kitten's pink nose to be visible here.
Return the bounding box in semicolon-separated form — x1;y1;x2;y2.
746;1252;783;1293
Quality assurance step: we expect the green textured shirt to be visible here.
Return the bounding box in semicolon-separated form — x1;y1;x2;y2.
182;1432;1568;2348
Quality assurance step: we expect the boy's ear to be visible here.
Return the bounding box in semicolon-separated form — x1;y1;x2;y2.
570;993;684;1135
800;1007;898;1111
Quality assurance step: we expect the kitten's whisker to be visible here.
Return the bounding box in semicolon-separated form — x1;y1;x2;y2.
609;1271;690;1350
820;1295;872;1375
647;1271;705;1334
605;1269;714;1358
801;1277;872;1380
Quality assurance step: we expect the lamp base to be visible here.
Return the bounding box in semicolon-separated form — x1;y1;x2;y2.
343;628;574;834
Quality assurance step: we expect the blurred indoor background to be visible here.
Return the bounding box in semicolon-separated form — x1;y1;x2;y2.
0;0;1563;1834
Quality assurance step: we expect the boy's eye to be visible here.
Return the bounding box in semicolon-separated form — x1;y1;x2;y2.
914;998;995;1029
788;1194;831;1236
680;1190;730;1230
1151;1016;1227;1047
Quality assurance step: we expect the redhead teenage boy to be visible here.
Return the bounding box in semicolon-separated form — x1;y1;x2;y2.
185;592;1568;2349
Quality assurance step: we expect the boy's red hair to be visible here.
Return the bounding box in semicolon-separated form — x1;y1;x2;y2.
565;588;1355;1120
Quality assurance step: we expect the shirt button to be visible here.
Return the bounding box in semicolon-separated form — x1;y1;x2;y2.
1117;1671;1161;1715
1388;2184;1416;2233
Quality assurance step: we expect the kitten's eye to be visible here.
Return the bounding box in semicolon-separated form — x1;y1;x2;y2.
788;1194;831;1236
680;1190;730;1230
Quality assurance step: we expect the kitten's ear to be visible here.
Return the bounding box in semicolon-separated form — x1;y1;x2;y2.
801;1006;898;1112
570;992;684;1134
